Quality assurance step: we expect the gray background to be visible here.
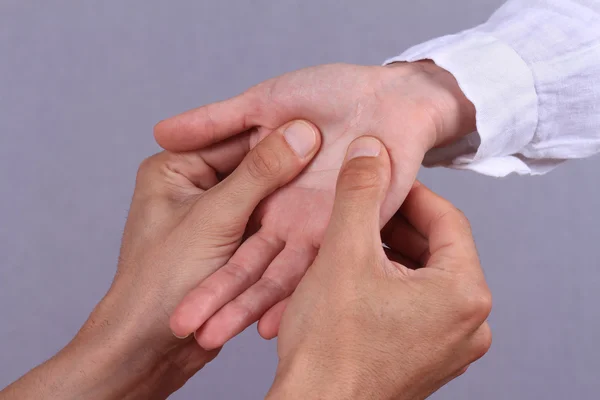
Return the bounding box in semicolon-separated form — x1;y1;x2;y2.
1;1;598;399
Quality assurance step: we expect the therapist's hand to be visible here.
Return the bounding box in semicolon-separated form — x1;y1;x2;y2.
0;120;320;400
154;62;476;349
266;137;492;400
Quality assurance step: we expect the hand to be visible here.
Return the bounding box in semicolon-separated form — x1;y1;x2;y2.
266;137;492;400
0;120;320;400
155;62;477;348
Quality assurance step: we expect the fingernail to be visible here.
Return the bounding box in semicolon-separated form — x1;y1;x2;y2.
346;136;382;160
173;331;191;340
284;121;317;158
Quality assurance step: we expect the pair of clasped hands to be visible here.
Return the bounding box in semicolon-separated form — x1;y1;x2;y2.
2;62;491;400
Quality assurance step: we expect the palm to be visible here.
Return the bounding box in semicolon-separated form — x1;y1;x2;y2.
155;64;435;348
252;64;429;240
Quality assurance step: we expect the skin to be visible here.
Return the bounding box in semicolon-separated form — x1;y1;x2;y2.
0;132;491;400
0;120;322;400
155;61;477;349
268;137;492;400
1;59;490;399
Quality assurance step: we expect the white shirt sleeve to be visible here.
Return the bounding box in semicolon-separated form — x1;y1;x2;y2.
385;0;600;177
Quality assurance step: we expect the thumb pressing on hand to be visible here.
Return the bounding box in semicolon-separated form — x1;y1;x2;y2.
256;136;392;339
320;136;391;269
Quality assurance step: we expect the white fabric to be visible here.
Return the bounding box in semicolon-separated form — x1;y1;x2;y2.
385;0;600;177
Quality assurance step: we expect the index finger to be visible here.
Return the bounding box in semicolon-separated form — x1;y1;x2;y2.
154;91;260;152
400;182;479;272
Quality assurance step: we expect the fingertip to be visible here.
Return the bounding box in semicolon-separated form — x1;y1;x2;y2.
153;119;167;145
322;135;390;253
194;310;240;351
205;120;321;220
195;327;226;351
257;297;288;340
257;315;278;340
172;331;192;340
153;120;162;139
153;115;193;152
336;135;391;199
281;120;322;160
169;308;193;340
344;136;383;161
257;319;278;340
169;314;191;339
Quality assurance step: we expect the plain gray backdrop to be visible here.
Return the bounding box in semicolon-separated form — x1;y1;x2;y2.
1;1;599;399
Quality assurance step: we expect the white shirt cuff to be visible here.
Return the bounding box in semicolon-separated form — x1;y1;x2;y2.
385;31;545;177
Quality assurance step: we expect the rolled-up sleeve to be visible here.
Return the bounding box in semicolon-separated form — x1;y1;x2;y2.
385;0;600;177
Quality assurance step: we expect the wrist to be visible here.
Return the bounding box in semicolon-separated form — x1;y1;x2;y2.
267;343;428;400
266;360;348;400
52;288;213;399
0;317;191;400
57;306;187;399
382;60;476;150
267;350;383;400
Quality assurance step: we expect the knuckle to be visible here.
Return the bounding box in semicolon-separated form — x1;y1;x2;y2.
246;145;283;181
228;299;254;322
260;275;288;298
136;154;161;180
470;323;493;361
436;207;471;233
134;152;205;203
439;208;473;243
453;208;473;235
451;207;467;224
243;88;265;122
451;280;492;324
222;261;253;287
135;153;171;188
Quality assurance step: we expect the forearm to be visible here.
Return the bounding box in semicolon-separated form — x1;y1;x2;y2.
0;291;199;400
0;339;168;400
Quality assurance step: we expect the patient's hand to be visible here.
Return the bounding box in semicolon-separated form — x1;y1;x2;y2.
157;62;476;349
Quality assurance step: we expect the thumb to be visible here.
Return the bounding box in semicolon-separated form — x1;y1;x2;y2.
196;120;321;225
322;136;391;255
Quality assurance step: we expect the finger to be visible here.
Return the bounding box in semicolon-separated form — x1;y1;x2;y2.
154;91;261;152
257;297;290;340
134;151;217;198
194;244;316;350
187;126;275;180
136;131;256;197
197;120;321;224
400;182;478;271
322;136;391;259
169;229;284;339
189;129;253;180
381;213;430;266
